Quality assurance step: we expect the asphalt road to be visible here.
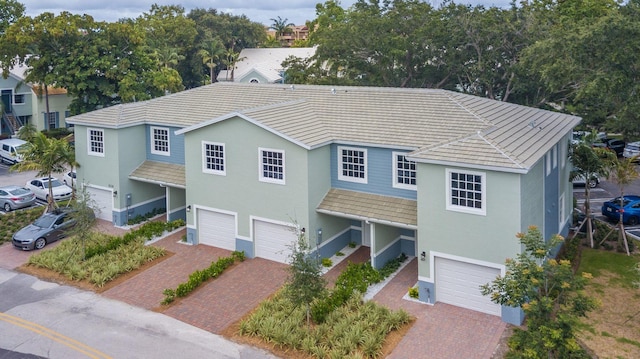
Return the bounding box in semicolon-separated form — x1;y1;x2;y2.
0;268;275;359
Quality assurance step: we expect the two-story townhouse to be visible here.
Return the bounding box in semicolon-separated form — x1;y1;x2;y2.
0;63;73;136
66;82;579;325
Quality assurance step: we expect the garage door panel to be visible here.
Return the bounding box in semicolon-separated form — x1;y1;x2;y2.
198;210;235;250
87;187;112;221
254;220;297;264
436;258;501;316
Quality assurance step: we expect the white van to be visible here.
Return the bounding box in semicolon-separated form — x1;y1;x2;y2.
0;138;28;165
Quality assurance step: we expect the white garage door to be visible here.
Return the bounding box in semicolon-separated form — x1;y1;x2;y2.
435;257;501;316
87;187;112;221
254;220;297;263
198;209;235;250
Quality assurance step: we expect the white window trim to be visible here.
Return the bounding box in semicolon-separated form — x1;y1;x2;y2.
559;193;566;227
258;147;285;185
337;146;367;184
546;152;551;176
87;128;105;157
392;151;417;190
445;168;486;216
560;140;566;168
552;145;557;169
150;126;170;156
202;141;226;176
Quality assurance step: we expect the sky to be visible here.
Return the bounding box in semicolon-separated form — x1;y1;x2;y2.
19;0;513;27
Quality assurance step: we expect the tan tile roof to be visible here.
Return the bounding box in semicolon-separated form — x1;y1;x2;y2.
68;82;581;173
129;161;186;188
316;188;417;228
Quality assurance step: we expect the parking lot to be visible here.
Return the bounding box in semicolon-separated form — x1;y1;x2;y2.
573;165;640;231
0;164;52;213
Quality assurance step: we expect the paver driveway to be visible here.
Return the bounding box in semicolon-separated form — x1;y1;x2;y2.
0;220;507;358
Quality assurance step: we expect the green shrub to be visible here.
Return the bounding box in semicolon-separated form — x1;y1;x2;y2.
408;286;419;299
348;241;356;248
322;258;333;267
336;251;344;256
162;252;245;304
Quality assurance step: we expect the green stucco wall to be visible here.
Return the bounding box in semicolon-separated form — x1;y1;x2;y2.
184;117;310;238
417;164;523;279
520;160;545;230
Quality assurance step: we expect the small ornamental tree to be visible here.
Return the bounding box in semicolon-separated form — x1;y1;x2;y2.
481;226;598;359
283;230;327;327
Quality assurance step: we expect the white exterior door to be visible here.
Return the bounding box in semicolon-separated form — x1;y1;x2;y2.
197;209;235;250
254;220;297;263
435;257;501;316
87;187;112;221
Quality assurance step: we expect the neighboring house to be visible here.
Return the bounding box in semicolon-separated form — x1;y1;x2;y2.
0;63;73;137
266;25;310;47
216;47;316;84
66;82;580;325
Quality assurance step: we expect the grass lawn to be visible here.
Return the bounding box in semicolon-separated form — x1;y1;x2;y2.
577;246;640;358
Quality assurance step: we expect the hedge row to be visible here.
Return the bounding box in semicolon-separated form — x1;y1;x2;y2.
84;219;185;259
162;251;245;304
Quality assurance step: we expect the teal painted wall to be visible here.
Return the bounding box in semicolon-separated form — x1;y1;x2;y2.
417;164;522;279
520;160;545;231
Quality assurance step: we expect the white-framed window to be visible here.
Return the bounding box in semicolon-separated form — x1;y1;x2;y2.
392;152;416;189
446;168;486;215
46;112;57;130
338;146;367;184
259;148;285;184
13;94;25;104
150;126;170;156
87;128;105;157
202;141;225;175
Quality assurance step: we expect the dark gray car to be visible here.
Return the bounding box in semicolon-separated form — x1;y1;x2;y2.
0;185;36;212
12;209;78;250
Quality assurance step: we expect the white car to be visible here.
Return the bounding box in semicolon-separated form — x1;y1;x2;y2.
572;174;600;188
63;170;77;188
623;141;640;161
25;177;72;202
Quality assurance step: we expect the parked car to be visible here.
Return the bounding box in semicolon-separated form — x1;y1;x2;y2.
63;170;77;188
0;138;28;165
25;177;72;202
600;138;625;157
623;141;640;161
601;195;640;226
12;207;93;250
572;173;600;188
0;185;36;212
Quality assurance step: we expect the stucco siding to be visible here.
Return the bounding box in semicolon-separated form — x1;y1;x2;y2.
521;160;545;232
417;164;522;279
184;116;310;239
330;144;417;200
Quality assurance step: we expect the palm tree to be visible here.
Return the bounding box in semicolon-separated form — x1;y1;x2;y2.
11;132;69;212
606;156;638;255
198;38;225;84
16;123;37;142
154;47;184;69
223;49;246;82
61;135;79;199
569;132;616;247
269;16;295;44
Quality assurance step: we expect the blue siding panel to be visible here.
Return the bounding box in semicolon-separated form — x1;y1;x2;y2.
544;149;560;241
112;197;166;226
186;227;196;244
330;144;417;200
502;306;525;325
417;280;435;304
145;125;186;164
400;238;416;256
316;229;353;259
168;208;186;222
374;239;402;269
236;238;254;258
